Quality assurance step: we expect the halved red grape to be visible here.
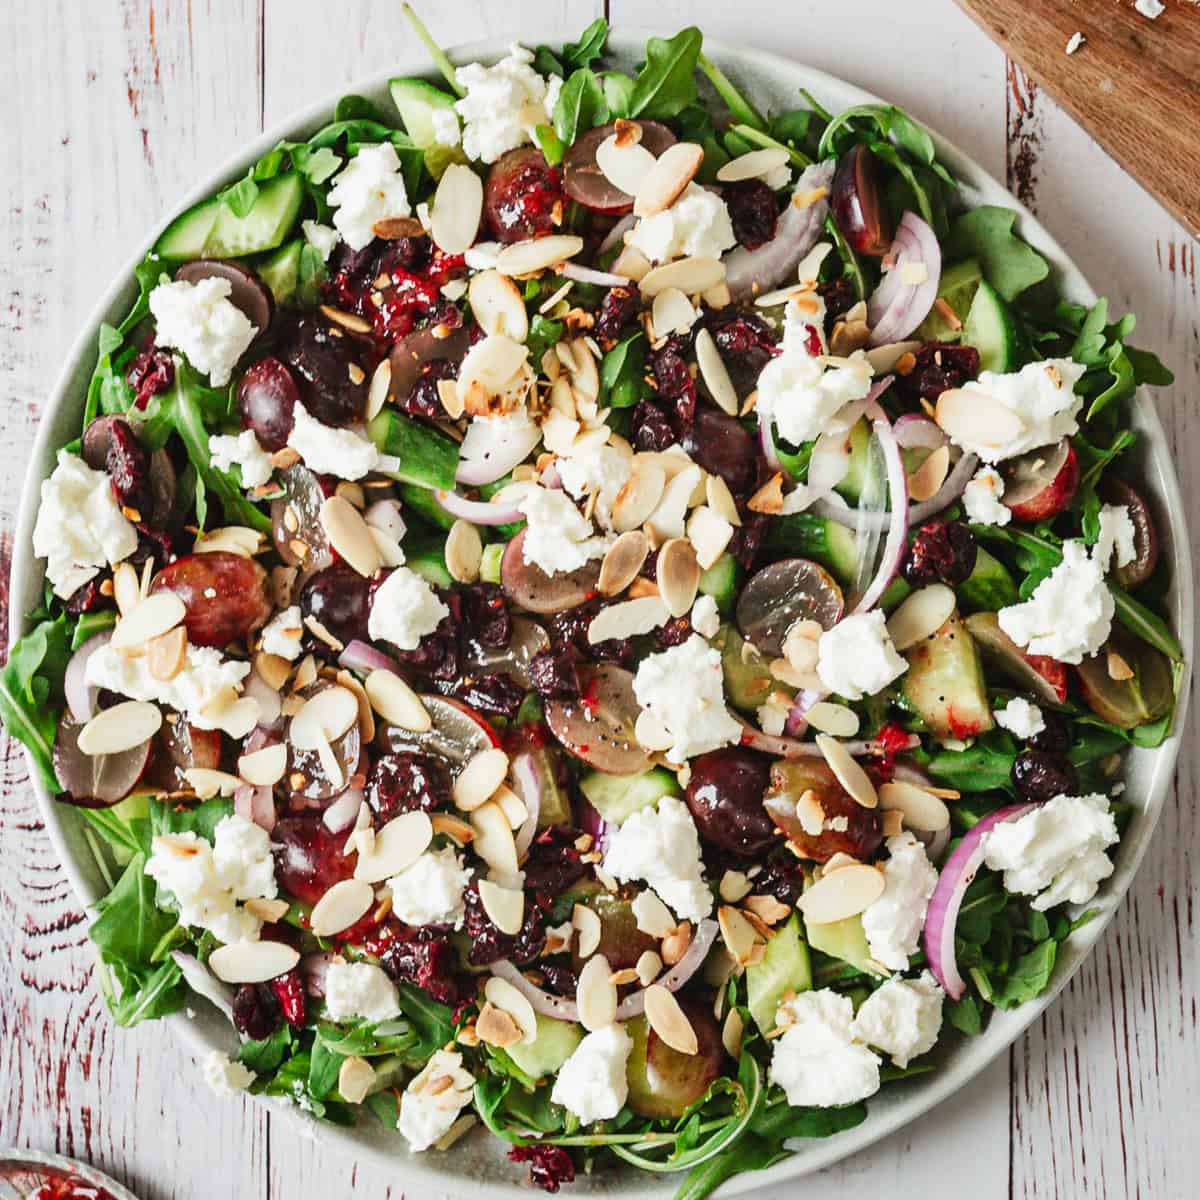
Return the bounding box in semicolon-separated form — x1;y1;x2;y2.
1002;438;1079;522
501;529;600;615
53;717;151;807
272;463;333;572
277;314;369;428
379;694;500;768
830;144;893;256
685;747;776;855
626;993;726;1119
238;357;300;451
735;559;844;656
176;259;274;335
964;611;1068;706
1077;628;1173;729
272;813;357;907
677;408;758;497
152;552;272;648
569;890;657;973
287;681;365;800
144;719;222;792
1099;476;1160;590
544;663;651;775
763;759;883;863
563;121;677;212
484;147;564;242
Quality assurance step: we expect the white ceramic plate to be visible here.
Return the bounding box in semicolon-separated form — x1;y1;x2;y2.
10;27;1193;1200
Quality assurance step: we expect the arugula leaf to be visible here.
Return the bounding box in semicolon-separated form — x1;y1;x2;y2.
674;1133;787;1200
696;52;767;132
602;71;636;120
553;68;608;147
562;18;609;70
151;796;233;841
628;28;703;120
926;738;1016;794
526;314;565;363
991;939;1057;1008
946;206;1049;301
316;1018;420;1059
308;1035;344;1100
239;1024;294;1073
676;105;730;182
395;981;455;1059
533;124;566;167
599;331;649;409
946;993;983;1035
0;616;70;793
749;1097;868;1141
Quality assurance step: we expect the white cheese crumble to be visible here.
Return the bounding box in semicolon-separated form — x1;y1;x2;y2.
632;635;743;765
556;444;633;531
387;846;472;929
323;960;402;1024
368;565;450;651
201;1050;256;1095
850;971;944;1068
453;44;561;164
286;401;385;481
326;142;412;252
430;107;462;147
603;796;713;923
1135;0;1165;18
260;605;304;661
994;697;1046;740
550;1023;633;1123
209;428;274;488
962;465;1012;527
1095;503;1137;571
398;1048;475;1152
690;593;721;639
941;358;1087;463
32;450;138;599
769;989;881;1107
149;278;258;387
861;833;939;972
816;610;908;702
626;183;738;263
982;793;1119;910
518;486;609;575
1066;31;1086;54
997;539;1113;664
301;219;340;261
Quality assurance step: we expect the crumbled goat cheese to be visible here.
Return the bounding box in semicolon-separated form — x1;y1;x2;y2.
633;635;743;765
690;594;721;639
941;358;1086;463
817;610;908;702
287;401;385;480
32;450;138;599
851;971;944;1068
994;697;1046;740
1135;0;1165;19
556;444;632;530
323;960;402;1024
326;142;412;251
260;605;304;661
757;694;790;737
454;44;561;164
368;566;450;651
962;465;1012;526
551;1024;633;1123
398;1049;475;1151
518;486;609;575
86;639;253;736
1066;31;1086;54
626;183;738;263
301;219;340;261
1094;503;1137;571
770;989;881;1107
212;813;278;900
430;106;462;147
982;793;1119;910
861;833;939;972
209;429;274;488
201;1050;256;1095
603;796;714;923
388;846;472;929
997;539;1113;664
149;277;258;387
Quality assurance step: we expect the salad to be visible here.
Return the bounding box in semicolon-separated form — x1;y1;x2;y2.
2;11;1184;1198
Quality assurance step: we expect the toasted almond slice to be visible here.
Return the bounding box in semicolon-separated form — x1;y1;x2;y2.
634;708;674;753
573;903;602;958
431;812;474;845
468;269;529;342
289;686;359;750
656;537;700;617
337;1055;377;1104
320;496;382;579
935;388;1027;449
479;879;525;937
647;464;702;543
496;235;585;277
634;142;704;217
612;244;652;282
878;780;951;832
881;809;905;837
694;327;739;415
209;940;300;984
255;651;291;692
705;473;741;527
438;376;464;419
577;954;618;1031
366;358;392;421
476;1002;523;1048
354;810;434;883
718;905;761;968
908;444;951;503
794;788;826;835
245;897;290;922
798;864;886;924
805;701;860;739
612;459;667;533
320;304;372;335
721;1006;745;1057
716;147;791;183
77;700;162;757
661;921;693;965
238;742;288;787
638;256;726;298
719;870;753;904
865;340;923;374
886;583;957;652
453;747;510;811
336;668;375;743
651;287;698;339
431;163;483;254
470;800;520;879
182;767;241;798
595;135;658;195
816;733;878;809
147;625;188;683
633;890;676;938
1107;648;1135;681
643;984;699;1054
493;783;528;829
747;472;784;515
685;505;734;571
310;878;376;937
743;893;792;925
365;669;431;732
112;561;141;616
635;949;663;986
445;519;483;584
484;976;538;1043
111;592;186;651
587;595;670;644
598;530;650;597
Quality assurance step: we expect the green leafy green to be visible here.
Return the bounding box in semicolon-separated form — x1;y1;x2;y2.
946;206;1048;301
0;616;70;793
562;18;609;70
239;1024;295;1073
526;314;565;363
553;68;608;147
602;72;636;120
629;28;704;120
696;52;767;132
599;331;649;409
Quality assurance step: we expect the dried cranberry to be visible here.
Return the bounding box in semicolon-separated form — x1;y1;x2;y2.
1028;710;1072;754
707;308;779;392
380;929;463;1006
723;179;778;250
655;616;693;648
508;1144;576;1194
403;357;459;419
522;825;590;896
529;648;581;699
238;357;300;451
367;751;451;820
649;334;696;423
105;419;151;512
270;968;307;1027
902;520;978;587
727;512;768;570
817;276;858;322
277;315;368;428
484;148;563;243
232;982;282;1040
537;961;578;997
463;881;546;966
459;582;512;648
126;347;175;409
594;285;640;349
453;672;525;720
1011;750;1077;802
64;577;106;615
548;599;633;665
630;399;676;452
300;563;371;647
393;598;461;681
894;341;981;405
750;852;808;906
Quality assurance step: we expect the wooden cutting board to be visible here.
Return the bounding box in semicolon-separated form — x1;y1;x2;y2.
953;0;1200;238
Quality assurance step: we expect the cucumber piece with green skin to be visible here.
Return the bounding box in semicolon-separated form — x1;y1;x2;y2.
388;77;466;179
746;914;812;1035
900;612;994;740
156;174;303;261
397;483;455;531
698;553;741;616
505;1012;583;1082
257;240;302;305
961;278;1018;373
368;409;460;491
580;766;680;826
833;419;872;503
958;545;1018;611
403;535;452;588
915;257;982;343
479;542;504;584
156;197;222;260
720;626;777;713
805;912;888;979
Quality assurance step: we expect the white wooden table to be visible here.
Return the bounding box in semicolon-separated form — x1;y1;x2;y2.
2;2;1196;1197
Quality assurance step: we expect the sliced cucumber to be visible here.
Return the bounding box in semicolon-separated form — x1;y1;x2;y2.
962;278;1018;373
720;626;777;713
388;77;466;179
156;196;221;260
915;257;982;343
698;552;741;616
403;535;452;589
257;240;302;305
505;1013;583;1081
805;911;888;979
833;419;872;503
205;174;304;258
765;513;858;586
397;483;456;531
901;612;994;740
580;766;680;826
368;409;460;492
480;542;504;584
746;914;812;1035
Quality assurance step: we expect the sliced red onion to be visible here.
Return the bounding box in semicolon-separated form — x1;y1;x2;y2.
323;787;365;834
894;412;948;451
435;489;524;526
598;213;636;256
301;950;334;998
339;638;402;676
758;410;782;473
171;950;235;1019
511;753;543;860
575;795;611;855
923;803;1036;999
920;823;952;865
234;783;276;833
783;686;825;738
850;419;908;614
64;631;112;724
561;262;631;287
867;212;942;347
739;720;919;759
489;959;582;1022
363;498;407;543
455;414;543;487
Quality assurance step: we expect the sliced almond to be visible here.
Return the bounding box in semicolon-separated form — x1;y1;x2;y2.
694;327;738;415
430;163;483;254
576;954;617;1031
816;734;878;809
320;304;372;335
878;780;951;833
1107;648;1135;681
77;700;162;757
743;893;791;925
431;812;474;845
289;686;359;751
887;584;957;652
112;561;141;615
865;340;923;374
686;505;734;571
479;879;525;936
718;905;761;968
468;269;529;342
633;890;677;938
805;701;860;739
705;473;741;527
496;235;585;277
470;800;520;879
611;244;652;282
722;1006;746;1057
310;877;375;937
182;767;241;799
719;870;753;904
244;897;290;923
643;984;698;1054
354;810;434;882
363;356;393;422
320;496;381;579
635;950;663;987
634;142;704;217
338;1055;376;1104
798;864;886;925
453;747;510;811
638;256;726;298
612;459;667;533
336;668;375;744
716;147;791;183
881;809;905;837
651;288;698;339
747;472;784;515
476;1002;523;1048
445;519;483;584
147;625;188;682
365;669;431;732
595;135;657;195
647;464;702;543
238;742;288;787
634;708;674;752
908;444;951;503
656;537;700;617
935;388;1027;450
572;903;602;958
209;940;300;984
111;592;186;651
438;376;464;419
483;975;537;1043
587;596;670;644
661;921;693;966
598;530;650;597
456;334;532;414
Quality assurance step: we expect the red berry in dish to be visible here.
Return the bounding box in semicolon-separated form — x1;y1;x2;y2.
484;147;563;242
830;144;893;256
151;551;272;648
238;357;300;451
1002;438;1079;522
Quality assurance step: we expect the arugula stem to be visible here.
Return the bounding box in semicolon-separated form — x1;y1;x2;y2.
729;123;811;167
697;53;768;132
400;3;465;97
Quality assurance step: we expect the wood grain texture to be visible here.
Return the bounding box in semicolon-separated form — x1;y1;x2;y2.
1;3;1197;1198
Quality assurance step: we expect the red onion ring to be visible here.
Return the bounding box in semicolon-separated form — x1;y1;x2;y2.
867;212;942;346
850;419;908;614
234;783;276;833
511;753;543;860
435;489;524;526
338;638;402;676
455;415;543;487
598;213;636;257
561;262;631;288
894;412;948;451
739;721;919;759
64;631;112;724
322;787;364;834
